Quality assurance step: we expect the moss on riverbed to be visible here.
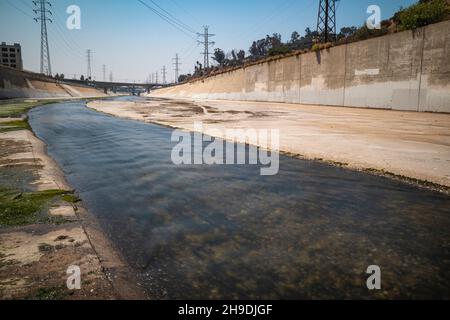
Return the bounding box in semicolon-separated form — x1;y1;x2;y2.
0;189;77;227
0;101;47;118
61;194;81;204
0;119;31;133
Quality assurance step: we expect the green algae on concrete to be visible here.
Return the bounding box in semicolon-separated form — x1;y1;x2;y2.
61;194;81;204
0;119;31;133
0;101;43;118
0;189;77;227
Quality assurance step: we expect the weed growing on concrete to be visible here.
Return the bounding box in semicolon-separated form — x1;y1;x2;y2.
0;189;77;227
0;119;31;132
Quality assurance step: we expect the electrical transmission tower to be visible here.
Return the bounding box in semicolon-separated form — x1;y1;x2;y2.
173;53;181;83
197;26;215;69
162;66;167;84
109;71;113;82
33;0;53;76
102;64;106;82
86;49;92;79
316;0;337;43
155;71;159;84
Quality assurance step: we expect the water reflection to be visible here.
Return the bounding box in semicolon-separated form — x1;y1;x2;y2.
28;99;450;299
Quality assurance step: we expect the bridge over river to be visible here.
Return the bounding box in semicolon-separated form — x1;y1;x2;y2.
63;79;170;95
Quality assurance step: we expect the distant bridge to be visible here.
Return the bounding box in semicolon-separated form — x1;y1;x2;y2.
63;79;170;95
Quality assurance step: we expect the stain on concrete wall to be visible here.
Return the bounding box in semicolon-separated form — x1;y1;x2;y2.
155;20;450;113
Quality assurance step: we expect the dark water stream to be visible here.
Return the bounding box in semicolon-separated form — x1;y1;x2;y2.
28;98;450;299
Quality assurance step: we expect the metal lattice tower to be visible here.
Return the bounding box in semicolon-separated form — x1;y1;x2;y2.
86;49;92;79
316;0;337;43
102;64;106;82
197;26;215;69
33;0;52;76
162;66;167;84
155;71;159;84
173;53;181;83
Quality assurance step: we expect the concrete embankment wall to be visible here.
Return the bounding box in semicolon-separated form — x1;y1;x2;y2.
154;20;450;113
0;66;106;99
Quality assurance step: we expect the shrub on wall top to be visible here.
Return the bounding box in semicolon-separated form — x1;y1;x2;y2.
396;0;449;31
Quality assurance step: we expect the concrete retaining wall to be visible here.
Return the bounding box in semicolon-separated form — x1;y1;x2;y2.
154;20;450;113
0;66;106;99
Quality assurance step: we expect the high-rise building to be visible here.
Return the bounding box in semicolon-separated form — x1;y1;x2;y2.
0;42;23;70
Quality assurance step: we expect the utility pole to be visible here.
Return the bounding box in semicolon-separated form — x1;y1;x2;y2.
197;26;215;69
109;71;113;82
33;0;52;76
173;53;181;84
102;64;106;82
316;0;336;43
86;49;92;79
162;66;167;84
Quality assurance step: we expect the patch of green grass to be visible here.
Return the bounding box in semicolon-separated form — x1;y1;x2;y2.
61;194;81;203
29;286;68;300
0;101;38;118
0;189;73;227
0;119;31;133
0;99;67;118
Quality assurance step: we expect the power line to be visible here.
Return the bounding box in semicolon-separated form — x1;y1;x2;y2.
47;28;83;63
19;0;33;11
137;0;198;41
51;8;85;56
48;21;85;60
147;0;196;33
33;0;53;76
197;26;215;69
168;0;200;27
5;0;34;19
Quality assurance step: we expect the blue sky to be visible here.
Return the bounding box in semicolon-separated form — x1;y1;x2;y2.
0;0;416;83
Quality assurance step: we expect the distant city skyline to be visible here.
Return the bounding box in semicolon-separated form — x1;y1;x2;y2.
0;0;416;82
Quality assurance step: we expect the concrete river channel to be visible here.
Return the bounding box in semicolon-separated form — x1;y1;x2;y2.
28;97;450;299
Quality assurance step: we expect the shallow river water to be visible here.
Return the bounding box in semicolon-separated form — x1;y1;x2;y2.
28;98;450;299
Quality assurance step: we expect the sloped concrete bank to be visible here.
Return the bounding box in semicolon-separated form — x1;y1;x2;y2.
0;66;106;99
153;20;450;113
